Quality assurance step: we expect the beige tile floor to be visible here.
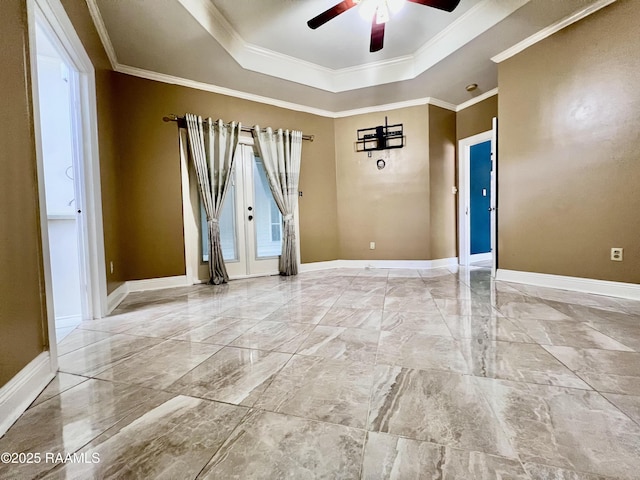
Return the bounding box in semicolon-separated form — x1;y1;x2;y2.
1;266;640;479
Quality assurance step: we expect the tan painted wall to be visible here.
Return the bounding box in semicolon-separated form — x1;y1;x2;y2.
109;73;339;279
456;95;497;141
0;0;47;387
61;0;125;294
429;106;457;260
335;106;435;260
498;0;640;283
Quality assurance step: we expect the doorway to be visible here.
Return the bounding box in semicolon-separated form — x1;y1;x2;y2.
458;125;497;274
30;0;108;363
183;139;291;283
204;144;282;278
34;22;88;342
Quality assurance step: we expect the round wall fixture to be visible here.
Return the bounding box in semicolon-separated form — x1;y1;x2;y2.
376;159;386;170
465;83;478;92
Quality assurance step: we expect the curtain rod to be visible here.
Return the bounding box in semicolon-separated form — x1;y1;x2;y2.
163;114;314;142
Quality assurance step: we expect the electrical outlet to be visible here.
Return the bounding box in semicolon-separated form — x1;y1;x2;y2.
110;261;114;274
611;248;623;262
370;242;376;250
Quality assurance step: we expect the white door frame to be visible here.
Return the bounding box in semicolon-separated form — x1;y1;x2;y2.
28;0;108;369
490;117;498;277
181;132;301;283
458;129;494;270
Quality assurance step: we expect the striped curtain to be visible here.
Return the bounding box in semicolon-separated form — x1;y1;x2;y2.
184;114;241;284
252;127;302;276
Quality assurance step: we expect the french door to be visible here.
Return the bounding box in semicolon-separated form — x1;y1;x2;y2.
197;143;282;280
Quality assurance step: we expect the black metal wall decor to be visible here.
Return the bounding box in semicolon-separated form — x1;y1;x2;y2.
356;116;405;152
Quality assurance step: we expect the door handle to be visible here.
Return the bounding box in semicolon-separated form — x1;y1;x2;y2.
248;215;253;221
488;207;495;212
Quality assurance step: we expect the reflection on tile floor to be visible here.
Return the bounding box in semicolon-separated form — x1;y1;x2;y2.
2;266;640;479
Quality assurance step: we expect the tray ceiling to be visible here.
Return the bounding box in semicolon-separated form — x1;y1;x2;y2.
91;0;612;112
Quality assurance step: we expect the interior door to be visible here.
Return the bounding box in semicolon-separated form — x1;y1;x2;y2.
199;143;281;280
469;140;492;258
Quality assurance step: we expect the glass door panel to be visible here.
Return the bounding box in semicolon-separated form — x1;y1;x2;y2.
198;144;280;279
201;181;238;262
253;157;282;259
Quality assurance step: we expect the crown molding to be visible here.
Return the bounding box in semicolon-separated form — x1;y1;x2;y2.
335;97;457;118
491;0;616;63
428;97;457;112
177;0;530;93
455;88;498;112
412;0;528;75
115;64;337;117
85;0;117;69
115;64;459;118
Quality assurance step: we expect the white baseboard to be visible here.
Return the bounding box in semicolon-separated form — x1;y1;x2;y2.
299;260;342;272
127;275;189;292
106;275;191;313
300;258;458;273
106;282;128;314
54;314;83;328
0;352;54;437
496;269;640;301
470;253;492;263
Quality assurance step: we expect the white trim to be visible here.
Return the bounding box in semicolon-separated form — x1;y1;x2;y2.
491;0;616;63
116;65;457;118
455;88;499;112
116;65;336;118
32;0;108;322
470;253;493;263
458;130;493;267
299;261;342;273
334;97;456;118
427;98;457;112
85;0;117;69
496;269;640;301
229;272;280;281
105;275;196;313
0;353;54;436
106;283;128;314
490;117;498;278
176;0;529;93
126;275;190;293
115;65;459;116
27;0;59;374
299;258;459;272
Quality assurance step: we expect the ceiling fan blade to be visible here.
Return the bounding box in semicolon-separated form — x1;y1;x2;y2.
406;0;461;12
370;18;385;52
307;0;358;29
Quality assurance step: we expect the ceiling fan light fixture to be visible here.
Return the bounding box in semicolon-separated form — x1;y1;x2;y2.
358;0;379;22
359;0;405;24
376;2;390;24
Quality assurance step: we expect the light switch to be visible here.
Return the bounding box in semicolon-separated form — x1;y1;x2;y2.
482;189;487;197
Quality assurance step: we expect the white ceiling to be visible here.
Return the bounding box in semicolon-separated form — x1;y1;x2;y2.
91;0;609;113
209;0;479;70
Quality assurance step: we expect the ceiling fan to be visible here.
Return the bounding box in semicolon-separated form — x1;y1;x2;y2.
307;0;461;53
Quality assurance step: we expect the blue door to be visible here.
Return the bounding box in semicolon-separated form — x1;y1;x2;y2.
470;141;491;255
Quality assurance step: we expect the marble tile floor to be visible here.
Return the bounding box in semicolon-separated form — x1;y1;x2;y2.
1;266;640;479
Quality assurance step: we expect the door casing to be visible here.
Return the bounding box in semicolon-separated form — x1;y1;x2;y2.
29;0;108;368
457;127;497;274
